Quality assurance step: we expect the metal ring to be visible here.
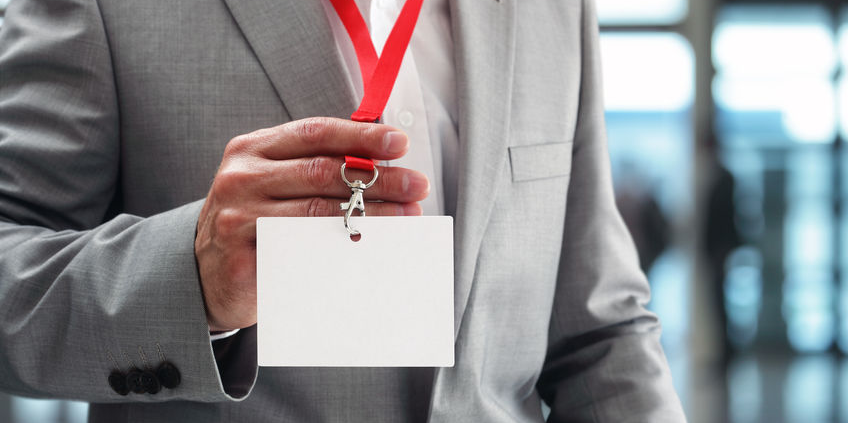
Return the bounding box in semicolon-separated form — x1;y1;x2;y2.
340;162;379;189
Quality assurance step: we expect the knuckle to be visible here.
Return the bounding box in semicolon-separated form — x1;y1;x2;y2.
302;156;336;192
224;134;255;156
214;167;255;194
214;208;244;239
305;197;332;217
357;121;380;143
371;168;391;192
291;117;331;144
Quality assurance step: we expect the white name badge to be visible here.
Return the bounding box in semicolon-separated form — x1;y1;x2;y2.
256;216;455;367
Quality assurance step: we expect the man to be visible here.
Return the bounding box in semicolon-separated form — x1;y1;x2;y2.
0;0;687;421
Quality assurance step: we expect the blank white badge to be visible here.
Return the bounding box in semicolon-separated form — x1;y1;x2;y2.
256;216;454;367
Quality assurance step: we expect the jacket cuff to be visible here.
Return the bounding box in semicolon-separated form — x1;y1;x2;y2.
103;199;257;402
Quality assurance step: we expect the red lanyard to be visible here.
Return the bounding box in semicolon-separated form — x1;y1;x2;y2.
328;0;424;171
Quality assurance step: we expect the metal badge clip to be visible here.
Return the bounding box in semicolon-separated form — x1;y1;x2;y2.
340;163;379;237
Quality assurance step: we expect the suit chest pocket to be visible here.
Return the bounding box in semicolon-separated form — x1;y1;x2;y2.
507;141;573;183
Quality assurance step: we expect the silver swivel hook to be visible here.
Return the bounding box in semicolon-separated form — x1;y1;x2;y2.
339;163;379;237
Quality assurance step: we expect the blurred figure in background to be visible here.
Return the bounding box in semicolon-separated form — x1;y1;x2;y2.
702;137;741;363
615;160;672;274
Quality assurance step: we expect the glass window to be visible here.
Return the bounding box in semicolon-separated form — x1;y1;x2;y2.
714;6;836;78
783;270;835;352
715;77;836;146
784;356;835;422
725;247;763;348
784;201;833;270
600;33;694;112
728;357;763;423
600;33;695;215
714;5;837;146
838;9;848;67
714;4;841;353
10;398;86;423
596;0;688;26
838;9;848;140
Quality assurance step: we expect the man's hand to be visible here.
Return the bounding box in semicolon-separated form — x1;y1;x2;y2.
195;117;430;331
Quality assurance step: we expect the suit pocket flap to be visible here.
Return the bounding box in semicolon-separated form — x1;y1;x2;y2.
508;142;573;182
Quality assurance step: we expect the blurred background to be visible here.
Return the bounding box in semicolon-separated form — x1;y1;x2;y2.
0;0;845;422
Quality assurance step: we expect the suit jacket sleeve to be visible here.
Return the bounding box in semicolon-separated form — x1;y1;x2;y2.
535;1;687;421
0;0;255;402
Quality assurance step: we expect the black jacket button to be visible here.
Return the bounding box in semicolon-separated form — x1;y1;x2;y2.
108;370;129;396
157;362;181;389
126;368;146;394
141;370;161;394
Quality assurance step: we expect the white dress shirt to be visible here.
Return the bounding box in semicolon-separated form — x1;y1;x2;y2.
212;0;459;342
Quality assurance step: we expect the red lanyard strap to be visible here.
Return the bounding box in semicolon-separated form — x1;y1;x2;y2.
344;156;378;171
327;0;377;93
328;0;424;171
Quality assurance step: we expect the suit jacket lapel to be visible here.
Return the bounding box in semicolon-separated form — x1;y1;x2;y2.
427;2;516;420
450;0;517;340
221;0;358;119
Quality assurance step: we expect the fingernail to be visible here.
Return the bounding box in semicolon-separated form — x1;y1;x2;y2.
383;131;407;155
402;173;430;195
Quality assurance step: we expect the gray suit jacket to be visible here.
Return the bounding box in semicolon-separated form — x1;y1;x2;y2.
0;0;687;421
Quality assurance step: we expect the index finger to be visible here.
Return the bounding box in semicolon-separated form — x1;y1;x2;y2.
234;117;409;161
